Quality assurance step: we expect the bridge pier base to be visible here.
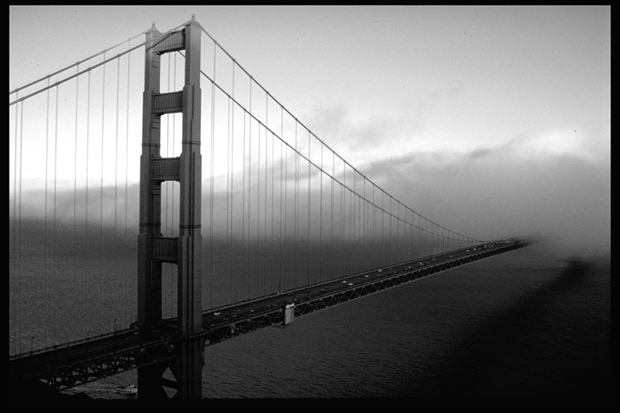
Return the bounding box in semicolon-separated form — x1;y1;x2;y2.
138;362;170;400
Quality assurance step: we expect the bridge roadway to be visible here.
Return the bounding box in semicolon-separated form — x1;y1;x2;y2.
9;238;529;391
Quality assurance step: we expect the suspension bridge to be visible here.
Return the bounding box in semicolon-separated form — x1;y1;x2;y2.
9;17;529;400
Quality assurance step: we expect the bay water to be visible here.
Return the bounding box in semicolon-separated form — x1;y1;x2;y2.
57;242;610;402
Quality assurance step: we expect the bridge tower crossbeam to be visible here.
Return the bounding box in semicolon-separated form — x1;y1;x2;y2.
137;16;203;399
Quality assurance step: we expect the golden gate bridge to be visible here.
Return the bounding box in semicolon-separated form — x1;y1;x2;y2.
9;16;529;399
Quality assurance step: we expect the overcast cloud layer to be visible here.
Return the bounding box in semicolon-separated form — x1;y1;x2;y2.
10;6;610;262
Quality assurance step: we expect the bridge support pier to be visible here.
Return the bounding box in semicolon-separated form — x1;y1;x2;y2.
137;362;170;400
138;16;204;400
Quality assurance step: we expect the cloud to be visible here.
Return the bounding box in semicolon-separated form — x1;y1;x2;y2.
302;104;425;166
502;128;609;163
361;129;610;258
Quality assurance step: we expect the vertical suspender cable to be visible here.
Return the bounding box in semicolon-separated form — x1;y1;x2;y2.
414;210;417;256
100;53;106;320
230;63;236;302
260;103;265;295
341;159;345;276
242;80;246;300
389;197;393;263
419;214;422;257
396;202;400;263
14;96;21;352
283;122;288;291
269;101;276;293
381;191;385;267
405;207;409;259
10;95;15;352
230;63;235;301
408;210;417;258
53;83;59;344
18;101;24;351
73;66;80;337
352;169;356;264
114;56;121;322
264;93;268;295
307;130;311;286
264;95;268;294
372;183;376;268
331;151;335;271
257;93;261;296
362;179;366;269
406;209;410;257
345;166;348;270
248;78;253;298
85;71;91;335
209;47;216;308
44;79;50;348
279;108;284;291
11;94;20;353
319;143;323;281
351;171;355;265
124;43;131;323
226;70;231;303
262;104;267;295
294;122;299;287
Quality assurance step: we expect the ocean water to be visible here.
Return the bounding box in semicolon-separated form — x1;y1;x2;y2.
61;243;610;403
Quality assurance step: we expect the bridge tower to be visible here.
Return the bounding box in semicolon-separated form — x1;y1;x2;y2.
137;16;203;399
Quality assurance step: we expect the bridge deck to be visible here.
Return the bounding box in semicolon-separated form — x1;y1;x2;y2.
9;239;529;391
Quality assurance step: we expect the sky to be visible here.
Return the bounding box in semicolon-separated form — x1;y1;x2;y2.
9;6;611;258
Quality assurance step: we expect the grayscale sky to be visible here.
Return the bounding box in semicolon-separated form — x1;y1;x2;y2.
9;5;610;257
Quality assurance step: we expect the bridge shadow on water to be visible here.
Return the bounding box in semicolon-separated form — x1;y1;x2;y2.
402;254;611;407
